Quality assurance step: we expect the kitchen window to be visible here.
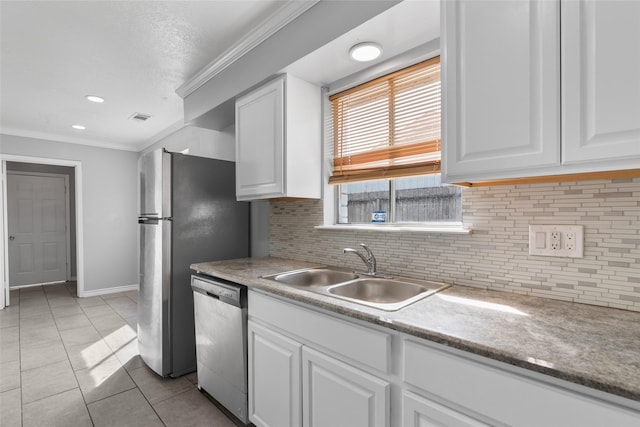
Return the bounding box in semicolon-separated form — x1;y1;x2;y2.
328;56;462;227
337;176;461;225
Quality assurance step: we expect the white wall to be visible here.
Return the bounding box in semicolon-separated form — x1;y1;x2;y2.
1;134;138;293
143;124;271;257
0;160;4;308
141;125;235;161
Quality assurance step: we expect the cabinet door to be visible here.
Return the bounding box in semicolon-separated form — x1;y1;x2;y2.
302;347;389;427
442;0;560;182
562;0;640;164
404;339;640;427
248;320;302;427
236;78;284;199
403;391;489;427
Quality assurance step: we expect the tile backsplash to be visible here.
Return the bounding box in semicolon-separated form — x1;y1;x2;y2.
270;178;640;312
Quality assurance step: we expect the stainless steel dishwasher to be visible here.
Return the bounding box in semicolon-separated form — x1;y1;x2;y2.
191;274;248;424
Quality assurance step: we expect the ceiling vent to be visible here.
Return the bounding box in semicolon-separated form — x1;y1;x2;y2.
129;112;152;122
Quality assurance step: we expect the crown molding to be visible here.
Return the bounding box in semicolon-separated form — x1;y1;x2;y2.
176;0;320;99
137;119;186;153
1;128;138;152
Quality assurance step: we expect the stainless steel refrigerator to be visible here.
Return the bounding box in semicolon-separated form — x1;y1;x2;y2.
137;148;249;377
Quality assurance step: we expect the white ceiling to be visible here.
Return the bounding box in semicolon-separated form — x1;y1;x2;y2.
0;0;440;153
0;0;286;151
285;0;439;88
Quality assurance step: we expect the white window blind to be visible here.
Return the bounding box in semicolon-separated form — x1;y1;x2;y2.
329;56;441;184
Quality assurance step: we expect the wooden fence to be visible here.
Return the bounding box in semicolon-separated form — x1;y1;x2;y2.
344;186;461;223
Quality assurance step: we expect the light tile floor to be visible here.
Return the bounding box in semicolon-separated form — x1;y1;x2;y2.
0;282;239;427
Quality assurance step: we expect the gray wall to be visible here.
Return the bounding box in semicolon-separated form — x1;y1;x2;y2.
6;161;77;278
1;134;138;293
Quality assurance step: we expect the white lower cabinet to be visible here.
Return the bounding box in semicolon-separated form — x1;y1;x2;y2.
248;291;391;427
248;320;302;427
403;338;640;427
402;391;488;427
303;347;389;427
249;291;640;427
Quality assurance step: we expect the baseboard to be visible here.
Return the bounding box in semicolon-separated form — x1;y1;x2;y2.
10;281;67;289
81;284;139;298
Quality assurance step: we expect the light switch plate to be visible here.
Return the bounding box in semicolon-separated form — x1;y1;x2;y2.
529;225;584;258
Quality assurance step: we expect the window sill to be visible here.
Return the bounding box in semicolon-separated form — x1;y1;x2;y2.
314;224;472;234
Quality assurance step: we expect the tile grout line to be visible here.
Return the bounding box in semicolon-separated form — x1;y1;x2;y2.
19;286;66;417
81;291;168;425
85;292;170;426
58;285;97;427
61;282;98;426
11;285;214;427
63;287;101;427
18;289;23;427
20;283;94;424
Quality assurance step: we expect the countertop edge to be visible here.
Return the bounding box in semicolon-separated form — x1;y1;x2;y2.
190;258;640;405
247;281;640;403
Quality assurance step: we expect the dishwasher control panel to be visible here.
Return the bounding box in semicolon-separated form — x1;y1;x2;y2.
191;275;246;308
215;288;237;300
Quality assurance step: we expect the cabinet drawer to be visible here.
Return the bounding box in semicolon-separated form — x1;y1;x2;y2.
249;291;391;374
403;339;640;427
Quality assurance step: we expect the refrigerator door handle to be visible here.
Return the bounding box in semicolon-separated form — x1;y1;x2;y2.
138;217;172;224
138;218;159;224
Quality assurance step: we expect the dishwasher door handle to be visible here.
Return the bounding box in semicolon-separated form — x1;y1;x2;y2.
206;291;220;300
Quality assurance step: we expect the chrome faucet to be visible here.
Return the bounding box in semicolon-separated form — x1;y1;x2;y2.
343;243;377;276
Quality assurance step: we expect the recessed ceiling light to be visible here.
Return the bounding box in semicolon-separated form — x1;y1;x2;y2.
71;124;86;130
349;42;382;62
85;95;105;103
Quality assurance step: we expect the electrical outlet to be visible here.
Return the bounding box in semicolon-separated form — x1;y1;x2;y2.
529;225;584;258
565;232;576;251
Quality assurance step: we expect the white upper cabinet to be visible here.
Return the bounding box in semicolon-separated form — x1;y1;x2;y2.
236;78;284;199
443;0;640;184
442;0;561;183
562;0;640;165
235;74;321;200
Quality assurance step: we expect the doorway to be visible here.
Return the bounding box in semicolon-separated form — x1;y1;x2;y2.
7;171;71;286
1;155;84;308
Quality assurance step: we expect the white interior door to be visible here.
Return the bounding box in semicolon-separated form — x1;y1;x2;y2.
7;172;69;286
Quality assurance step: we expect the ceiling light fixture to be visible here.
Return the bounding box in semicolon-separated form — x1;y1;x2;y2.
85;95;105;103
71;124;86;130
349;42;382;62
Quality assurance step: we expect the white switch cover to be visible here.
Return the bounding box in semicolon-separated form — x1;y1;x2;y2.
529;225;584;258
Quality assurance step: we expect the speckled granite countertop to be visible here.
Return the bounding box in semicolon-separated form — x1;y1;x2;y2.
191;256;640;404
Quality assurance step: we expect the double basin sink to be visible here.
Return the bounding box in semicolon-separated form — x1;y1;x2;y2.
263;267;450;311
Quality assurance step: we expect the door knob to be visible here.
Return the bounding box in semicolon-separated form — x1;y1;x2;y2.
9;235;15;240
